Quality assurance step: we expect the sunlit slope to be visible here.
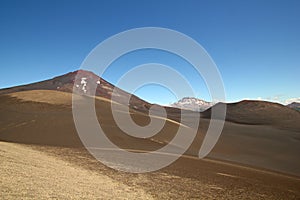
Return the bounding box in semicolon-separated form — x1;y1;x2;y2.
0;90;186;151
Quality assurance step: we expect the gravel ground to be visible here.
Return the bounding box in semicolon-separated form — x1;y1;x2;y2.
0;141;153;199
1;141;299;199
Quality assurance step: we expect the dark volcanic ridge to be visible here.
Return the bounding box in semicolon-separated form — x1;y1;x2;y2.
202;100;300;130
0;70;151;112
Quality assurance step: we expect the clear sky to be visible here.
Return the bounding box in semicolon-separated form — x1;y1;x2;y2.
0;0;299;105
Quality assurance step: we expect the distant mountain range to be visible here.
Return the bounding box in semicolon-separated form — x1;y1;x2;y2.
1;69;299;126
171;97;300;114
170;97;214;112
170;96;300;130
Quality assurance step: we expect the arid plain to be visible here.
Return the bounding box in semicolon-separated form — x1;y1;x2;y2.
1;77;300;199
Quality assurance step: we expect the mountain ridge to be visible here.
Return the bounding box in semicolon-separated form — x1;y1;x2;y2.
1;70;300;130
202;100;300;130
0;70;151;112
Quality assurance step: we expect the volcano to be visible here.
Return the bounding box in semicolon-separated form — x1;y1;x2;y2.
0;70;151;112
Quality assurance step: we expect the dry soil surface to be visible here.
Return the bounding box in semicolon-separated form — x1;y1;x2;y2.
0;141;153;199
1;141;300;199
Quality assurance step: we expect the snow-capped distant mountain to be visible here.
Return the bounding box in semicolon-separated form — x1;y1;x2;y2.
170;97;214;112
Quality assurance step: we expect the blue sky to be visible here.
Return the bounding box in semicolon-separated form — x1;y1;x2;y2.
0;0;299;105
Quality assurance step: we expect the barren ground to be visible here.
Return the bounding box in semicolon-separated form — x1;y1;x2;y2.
1;90;300;199
1;141;299;199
